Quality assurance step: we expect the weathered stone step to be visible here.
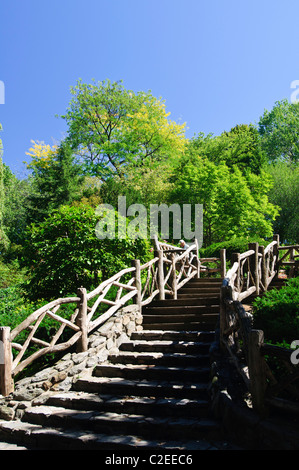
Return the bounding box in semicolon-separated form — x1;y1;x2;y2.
143;305;220;315
149;297;220;307
142;321;216;331
94;362;209;382
72;376;210;400
177;292;220;299
119;339;211;354
109;351;207;367
0;420;226;450
178;287;220;294
130;329;215;342
70;384;209;418
142;314;219;327
22;405;220;441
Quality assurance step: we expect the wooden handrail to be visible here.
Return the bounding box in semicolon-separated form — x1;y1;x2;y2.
219;234;299;417
0;237;201;396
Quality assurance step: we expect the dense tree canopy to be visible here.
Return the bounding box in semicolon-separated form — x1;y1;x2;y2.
188;124;266;174
170;153;278;245
61;79;186;180
258;99;299;163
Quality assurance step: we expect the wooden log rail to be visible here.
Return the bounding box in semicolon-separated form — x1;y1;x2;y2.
0;237;201;396
219;234;299;417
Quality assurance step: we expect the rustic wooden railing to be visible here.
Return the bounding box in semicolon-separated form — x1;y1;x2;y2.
0;237;200;396
219;234;299;417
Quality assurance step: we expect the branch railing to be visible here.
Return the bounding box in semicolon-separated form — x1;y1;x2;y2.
0;237;200;396
219;234;299;417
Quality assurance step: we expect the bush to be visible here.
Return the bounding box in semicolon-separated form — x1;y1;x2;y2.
0;259;28;288
252;277;299;345
21;203;152;301
199;237;267;262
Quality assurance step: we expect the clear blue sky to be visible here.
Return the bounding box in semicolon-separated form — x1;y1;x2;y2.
1;0;299;175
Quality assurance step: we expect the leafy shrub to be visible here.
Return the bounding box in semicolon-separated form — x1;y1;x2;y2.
0;259;28;288
199;236;267;261
21;203;152;301
252;277;299;345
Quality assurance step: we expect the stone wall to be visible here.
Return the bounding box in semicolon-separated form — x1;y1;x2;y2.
0;304;142;421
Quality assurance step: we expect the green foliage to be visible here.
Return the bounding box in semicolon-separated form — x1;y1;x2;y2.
263;160;299;243
252;277;299;345
62;79;186;180
0;126;10;251
170;154;278;246
199;236;267;261
2;163;30;248
22;203;152;300
258;99;299;163
0;258;28;288
188;124;266;174
26;141;84;224
0;286;43;334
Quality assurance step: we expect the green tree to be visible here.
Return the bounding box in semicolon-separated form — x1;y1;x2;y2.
22;203;151;300
171;154;278;246
0;125;9;251
264;160;299;243
258;99;299;163
26;140;84;223
188;124;266;174
61;79;186;180
2;164;31;248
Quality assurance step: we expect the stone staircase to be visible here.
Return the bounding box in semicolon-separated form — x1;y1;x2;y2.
0;277;239;450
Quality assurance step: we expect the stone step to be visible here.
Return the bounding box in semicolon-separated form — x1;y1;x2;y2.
22;405;221;442
93;362;209;382
109;351;207;367
149;297;220;307
45;389;210;412
178;287;220;294
142;313;219;326
119;339;211;354
0;420;226;450
71;382;210;418
130;329;215;342
72;376;210;400
177;292;220;299
143;305;220;315
142;321;217;331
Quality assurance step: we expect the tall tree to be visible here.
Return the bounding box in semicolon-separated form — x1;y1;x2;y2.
26;140;84;223
0;124;9;251
188;124;266;174
265;161;299;243
258;99;299;163
61;79;186;180
171;154;279;246
2;164;30;247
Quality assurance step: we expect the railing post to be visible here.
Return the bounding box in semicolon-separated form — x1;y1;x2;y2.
171;253;177;300
273;234;280;270
157;250;165;300
231;253;240;293
220;249;226;278
195;238;200;278
259;245;267;292
132;259;142;311
0;327;14;396
249;242;259;296
248;329;268;417
219;285;227;352
76;288;88;353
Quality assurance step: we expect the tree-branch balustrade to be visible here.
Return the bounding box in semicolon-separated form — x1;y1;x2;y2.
219;235;299;417
0;239;199;396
